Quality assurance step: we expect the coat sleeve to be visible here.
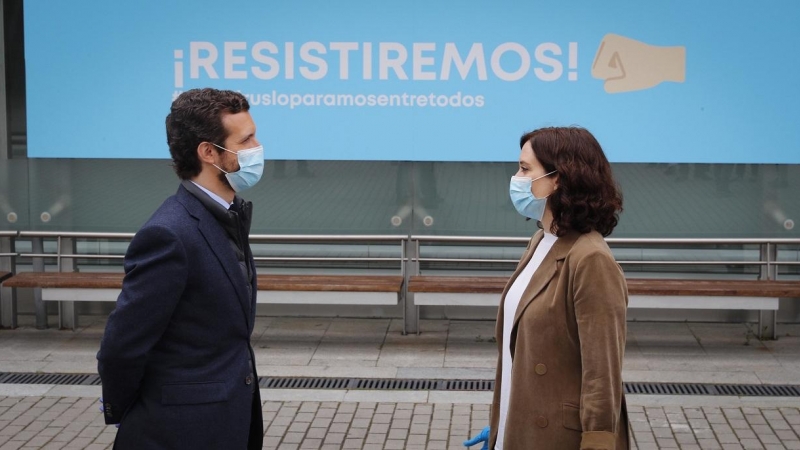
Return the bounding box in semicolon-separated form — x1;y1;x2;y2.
572;250;628;450
96;223;188;424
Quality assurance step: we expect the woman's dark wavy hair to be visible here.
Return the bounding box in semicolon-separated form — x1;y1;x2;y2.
165;88;249;180
520;126;623;237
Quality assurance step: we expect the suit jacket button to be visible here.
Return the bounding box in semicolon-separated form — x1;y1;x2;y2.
534;363;547;375
535;416;548;428
245;375;253;385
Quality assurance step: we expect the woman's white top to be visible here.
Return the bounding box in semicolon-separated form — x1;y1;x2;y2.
495;232;558;450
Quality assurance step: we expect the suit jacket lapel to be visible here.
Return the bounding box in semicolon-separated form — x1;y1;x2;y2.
177;187;252;324
512;231;582;331
500;231;543;304
496;231;543;339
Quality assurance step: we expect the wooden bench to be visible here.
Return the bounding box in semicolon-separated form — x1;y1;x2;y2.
5;272;404;330
0;271;11;284
408;276;800;339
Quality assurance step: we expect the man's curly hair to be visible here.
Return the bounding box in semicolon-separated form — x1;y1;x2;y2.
520;127;623;237
165;88;250;180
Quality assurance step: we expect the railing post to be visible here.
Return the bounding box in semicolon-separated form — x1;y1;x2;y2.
758;242;778;340
32;237;47;329
59;237;78;330
403;237;419;335
0;234;17;328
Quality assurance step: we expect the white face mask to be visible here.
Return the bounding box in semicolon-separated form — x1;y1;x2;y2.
212;143;264;192
509;171;557;220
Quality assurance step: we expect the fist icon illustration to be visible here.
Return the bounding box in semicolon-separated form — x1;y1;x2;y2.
592;34;686;93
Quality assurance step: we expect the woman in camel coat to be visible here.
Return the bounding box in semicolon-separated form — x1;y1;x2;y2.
484;127;629;449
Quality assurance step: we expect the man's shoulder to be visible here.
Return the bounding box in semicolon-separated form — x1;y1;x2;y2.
139;192;195;232
150;193;185;217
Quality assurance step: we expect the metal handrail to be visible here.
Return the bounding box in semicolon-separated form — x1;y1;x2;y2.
250;234;407;242
18;231;135;239
412;235;800;245
610;238;800;245
17;254;402;263
18;253;125;260
413;236;529;243
17;231;800;245
412;258;773;265
253;257;400;262
15;234;409;264
413;259;800;268
10;232;800;268
410;235;800;273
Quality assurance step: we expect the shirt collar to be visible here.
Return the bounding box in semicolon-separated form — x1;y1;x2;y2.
190;181;233;210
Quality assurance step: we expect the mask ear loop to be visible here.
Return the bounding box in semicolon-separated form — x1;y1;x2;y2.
527;171;557;223
211;142;236;154
540;170;559;200
208;142;232;175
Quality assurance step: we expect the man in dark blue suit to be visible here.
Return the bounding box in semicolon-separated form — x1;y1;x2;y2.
97;88;265;449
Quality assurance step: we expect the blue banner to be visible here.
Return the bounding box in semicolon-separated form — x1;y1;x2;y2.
24;0;800;162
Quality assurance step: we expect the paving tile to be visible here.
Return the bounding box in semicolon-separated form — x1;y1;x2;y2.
2;320;800;448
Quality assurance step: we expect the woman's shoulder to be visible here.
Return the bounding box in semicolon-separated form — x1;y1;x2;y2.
567;230;616;263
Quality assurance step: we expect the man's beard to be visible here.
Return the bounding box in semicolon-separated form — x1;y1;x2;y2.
216;154;234;190
217;171;233;190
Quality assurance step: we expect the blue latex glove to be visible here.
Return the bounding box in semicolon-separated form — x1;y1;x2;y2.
99;398;120;428
464;426;489;449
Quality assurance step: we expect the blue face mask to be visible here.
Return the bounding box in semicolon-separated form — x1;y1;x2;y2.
509;171;557;220
212;144;264;192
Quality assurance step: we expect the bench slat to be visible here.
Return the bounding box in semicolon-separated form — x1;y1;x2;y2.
4;272;123;289
5;272;403;293
627;279;800;298
408;276;508;293
11;272;800;298
259;275;403;292
408;276;800;298
0;271;12;284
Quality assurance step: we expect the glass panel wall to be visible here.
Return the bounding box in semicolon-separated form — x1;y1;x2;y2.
3;159;798;238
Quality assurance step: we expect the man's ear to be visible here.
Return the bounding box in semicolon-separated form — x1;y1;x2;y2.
196;142;216;165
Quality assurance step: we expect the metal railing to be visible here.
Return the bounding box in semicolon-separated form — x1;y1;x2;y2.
14;232;408;268
0;231;18;258
406;235;800;337
2;231;800;333
410;235;800;274
11;232;800;272
0;231;19;328
249;234;406;266
15;232;132;272
7;231;410;330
